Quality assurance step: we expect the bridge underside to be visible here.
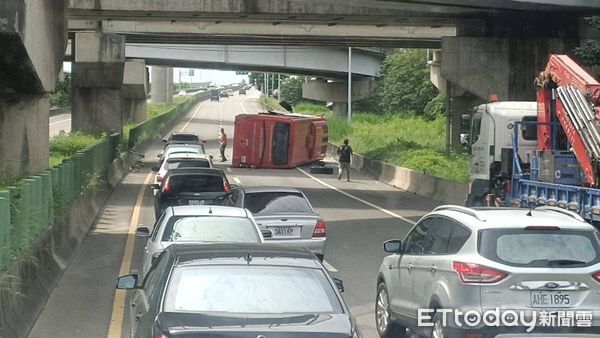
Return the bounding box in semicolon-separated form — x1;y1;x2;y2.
66;43;384;78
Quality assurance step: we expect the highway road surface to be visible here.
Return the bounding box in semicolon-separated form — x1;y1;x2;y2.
32;89;440;338
49;113;72;137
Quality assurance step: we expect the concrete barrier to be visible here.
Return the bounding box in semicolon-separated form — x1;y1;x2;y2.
0;152;135;338
327;144;468;205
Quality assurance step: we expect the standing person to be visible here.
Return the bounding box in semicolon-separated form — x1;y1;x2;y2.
337;138;353;181
218;128;227;162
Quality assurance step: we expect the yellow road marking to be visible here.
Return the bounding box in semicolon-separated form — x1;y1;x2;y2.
106;171;154;338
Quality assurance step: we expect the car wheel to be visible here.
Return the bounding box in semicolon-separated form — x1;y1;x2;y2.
431;311;447;338
376;283;406;338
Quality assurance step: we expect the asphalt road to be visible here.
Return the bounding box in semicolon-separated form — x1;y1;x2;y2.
31;89;440;338
49;113;72;137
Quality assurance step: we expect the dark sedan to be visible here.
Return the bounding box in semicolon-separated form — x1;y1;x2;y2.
151;168;230;219
116;243;360;338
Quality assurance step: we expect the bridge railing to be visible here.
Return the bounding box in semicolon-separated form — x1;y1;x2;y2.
0;134;119;272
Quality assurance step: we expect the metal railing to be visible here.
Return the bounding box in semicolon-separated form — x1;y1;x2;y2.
0;134;119;271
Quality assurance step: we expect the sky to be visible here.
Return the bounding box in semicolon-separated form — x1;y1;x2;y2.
62;62;249;86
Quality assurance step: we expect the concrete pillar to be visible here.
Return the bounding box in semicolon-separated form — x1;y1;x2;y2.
151;66;173;104
331;103;348;118
0;1;67;176
72;32;125;134
122;59;148;123
302;79;377;117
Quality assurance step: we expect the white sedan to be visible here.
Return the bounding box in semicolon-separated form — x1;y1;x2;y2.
135;205;271;276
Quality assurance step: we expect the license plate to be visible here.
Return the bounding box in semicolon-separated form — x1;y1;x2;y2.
268;226;301;238
531;291;572;308
188;200;204;205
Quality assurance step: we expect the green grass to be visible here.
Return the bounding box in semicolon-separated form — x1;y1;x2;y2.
293;102;330;115
296;104;469;182
147;96;187;119
260;97;284;111
49;132;102;167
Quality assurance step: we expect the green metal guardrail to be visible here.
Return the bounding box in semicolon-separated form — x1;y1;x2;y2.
0;134;119;272
128;91;210;149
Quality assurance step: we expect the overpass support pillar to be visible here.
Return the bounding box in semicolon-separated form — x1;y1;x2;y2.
439;36;577;151
72;32;125;135
302;79;377;118
151;66;173;104
123;59;148;123
0;1;67;178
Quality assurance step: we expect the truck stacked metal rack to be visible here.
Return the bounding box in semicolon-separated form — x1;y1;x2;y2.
466;55;600;223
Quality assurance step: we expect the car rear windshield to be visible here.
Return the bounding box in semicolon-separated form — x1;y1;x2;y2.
166;160;210;170
164;266;343;314
168;175;224;193
172;135;198;142
161;216;260;242
478;228;600;267
243;192;312;215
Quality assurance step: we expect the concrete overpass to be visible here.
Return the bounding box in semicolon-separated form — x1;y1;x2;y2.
65;43;384;78
2;0;600;176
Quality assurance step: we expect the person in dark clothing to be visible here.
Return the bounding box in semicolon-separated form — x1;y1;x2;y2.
337;138;353;181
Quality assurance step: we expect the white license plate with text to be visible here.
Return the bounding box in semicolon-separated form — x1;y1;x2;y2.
531;291;572;308
268;226;301;238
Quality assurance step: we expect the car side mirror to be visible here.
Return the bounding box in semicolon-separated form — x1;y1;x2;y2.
150;184;161;190
116;274;140;289
136;225;151;237
151;166;159;172
201;140;207;144
383;239;403;254
157;153;163;158
209;155;214;160
261;229;273;239
333;278;344;293
162;139;167;143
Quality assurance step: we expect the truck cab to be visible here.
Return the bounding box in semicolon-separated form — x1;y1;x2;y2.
466;101;537;205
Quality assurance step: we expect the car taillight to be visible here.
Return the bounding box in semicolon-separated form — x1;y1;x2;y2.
162;184;170;193
224;182;230;192
453;261;507;284
156;175;163;183
312;219;326;238
593;271;600;282
152;322;168;338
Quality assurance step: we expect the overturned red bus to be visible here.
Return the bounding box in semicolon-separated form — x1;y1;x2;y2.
232;112;328;169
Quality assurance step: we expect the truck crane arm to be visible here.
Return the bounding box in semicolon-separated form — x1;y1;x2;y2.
535;55;600;187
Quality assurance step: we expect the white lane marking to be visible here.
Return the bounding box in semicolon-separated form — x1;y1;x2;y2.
296;167;416;225
226;167;232;172
179;100;208;132
218;99;224;130
49;118;71;126
240;95;250;114
232;177;241;184
323;260;338;272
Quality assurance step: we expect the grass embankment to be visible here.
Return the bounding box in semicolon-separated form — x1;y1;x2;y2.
49;132;103;167
293;102;469;182
123;96;188;142
260;97;285;111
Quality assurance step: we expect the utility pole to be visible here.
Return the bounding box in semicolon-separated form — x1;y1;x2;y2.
277;74;281;101
348;47;352;123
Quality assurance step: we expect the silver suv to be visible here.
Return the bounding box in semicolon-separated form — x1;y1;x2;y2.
375;206;600;338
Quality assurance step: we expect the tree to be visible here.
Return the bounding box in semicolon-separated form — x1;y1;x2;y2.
49;73;71;107
378;49;439;117
575;16;600;65
280;76;305;104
